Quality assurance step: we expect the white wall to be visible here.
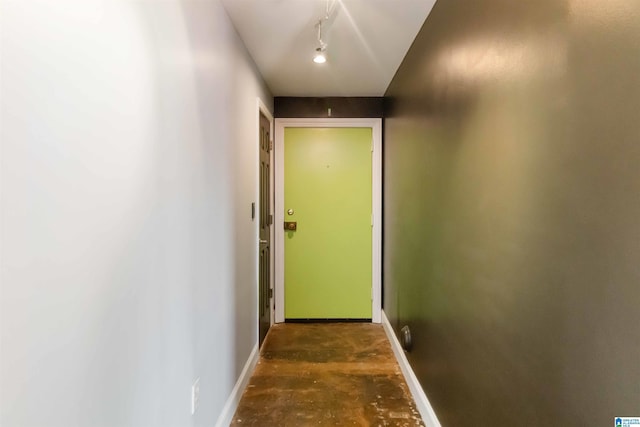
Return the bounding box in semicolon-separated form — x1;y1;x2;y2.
0;1;272;426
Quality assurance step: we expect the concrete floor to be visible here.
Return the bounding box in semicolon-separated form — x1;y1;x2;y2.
231;323;424;426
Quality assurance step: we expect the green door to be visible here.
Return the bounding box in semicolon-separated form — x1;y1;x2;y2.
284;127;372;319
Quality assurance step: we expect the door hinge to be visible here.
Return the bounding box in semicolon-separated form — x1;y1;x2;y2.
269;288;273;298
268;214;273;225
269;140;273;152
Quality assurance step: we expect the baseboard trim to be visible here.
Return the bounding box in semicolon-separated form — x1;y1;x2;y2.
214;343;260;427
381;311;442;427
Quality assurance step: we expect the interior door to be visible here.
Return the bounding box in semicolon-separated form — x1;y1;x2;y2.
284;127;372;319
258;111;272;345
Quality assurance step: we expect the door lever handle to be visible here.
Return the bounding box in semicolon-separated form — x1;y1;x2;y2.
259;239;268;244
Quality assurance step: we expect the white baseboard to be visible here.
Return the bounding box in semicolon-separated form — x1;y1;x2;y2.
214;343;260;427
381;311;442;427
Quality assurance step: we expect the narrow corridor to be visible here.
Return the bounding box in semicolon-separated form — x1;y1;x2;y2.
231;323;424;426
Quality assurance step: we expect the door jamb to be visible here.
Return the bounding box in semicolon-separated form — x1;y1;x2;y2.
274;118;382;324
257;98;275;332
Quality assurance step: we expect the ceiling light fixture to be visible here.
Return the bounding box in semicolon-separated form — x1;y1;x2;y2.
313;1;336;64
314;19;328;64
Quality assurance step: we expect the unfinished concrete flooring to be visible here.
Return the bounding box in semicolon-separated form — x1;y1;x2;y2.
231;323;424;427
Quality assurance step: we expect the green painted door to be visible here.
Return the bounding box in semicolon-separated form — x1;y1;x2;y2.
284;127;372;319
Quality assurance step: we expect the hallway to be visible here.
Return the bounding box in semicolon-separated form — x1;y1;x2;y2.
231;323;424;426
3;0;640;425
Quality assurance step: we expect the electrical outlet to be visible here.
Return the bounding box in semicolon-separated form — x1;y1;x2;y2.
191;378;200;415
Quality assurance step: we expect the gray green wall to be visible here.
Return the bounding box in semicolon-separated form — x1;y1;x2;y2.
383;0;640;425
274;97;383;118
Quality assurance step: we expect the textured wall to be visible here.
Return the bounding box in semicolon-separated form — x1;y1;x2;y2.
383;0;640;425
1;1;272;426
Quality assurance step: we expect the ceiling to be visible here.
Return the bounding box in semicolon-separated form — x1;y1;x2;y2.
221;0;436;97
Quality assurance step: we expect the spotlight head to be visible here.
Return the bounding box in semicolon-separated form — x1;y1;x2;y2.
313;47;326;64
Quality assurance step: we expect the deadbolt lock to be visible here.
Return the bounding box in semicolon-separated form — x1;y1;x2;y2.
284;221;297;231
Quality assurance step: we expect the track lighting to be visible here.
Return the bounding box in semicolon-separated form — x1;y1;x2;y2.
314;19;328;64
313;1;337;65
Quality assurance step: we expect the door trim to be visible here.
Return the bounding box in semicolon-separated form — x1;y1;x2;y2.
274;118;382;324
257;98;275;335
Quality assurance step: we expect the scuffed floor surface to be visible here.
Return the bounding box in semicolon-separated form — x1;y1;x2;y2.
231;323;424;427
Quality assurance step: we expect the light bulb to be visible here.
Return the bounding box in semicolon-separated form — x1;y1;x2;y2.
313;53;326;64
313;47;326;64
